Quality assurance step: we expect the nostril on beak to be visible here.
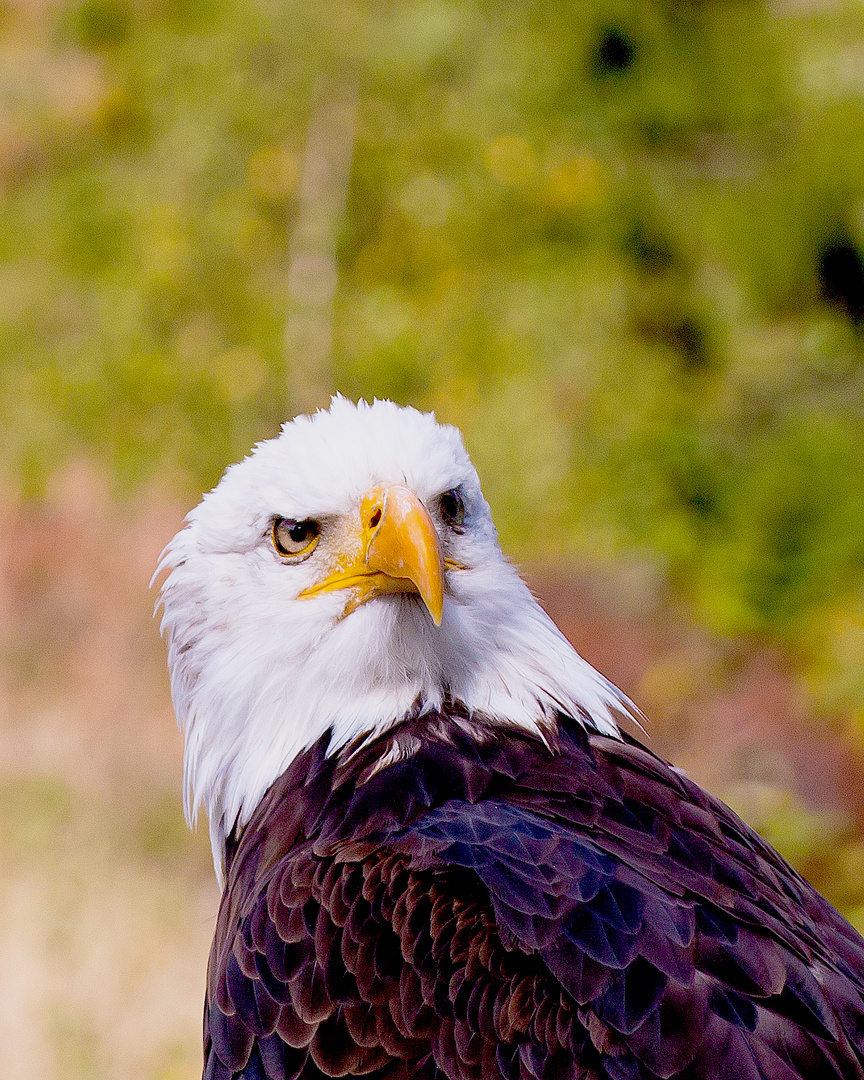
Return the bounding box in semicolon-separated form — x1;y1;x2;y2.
369;507;382;529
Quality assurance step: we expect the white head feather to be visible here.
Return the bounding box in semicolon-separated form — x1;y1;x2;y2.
156;397;628;879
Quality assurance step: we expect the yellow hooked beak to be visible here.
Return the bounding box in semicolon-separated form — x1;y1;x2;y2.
298;484;445;625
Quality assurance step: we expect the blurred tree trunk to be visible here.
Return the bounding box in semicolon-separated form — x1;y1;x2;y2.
285;78;357;414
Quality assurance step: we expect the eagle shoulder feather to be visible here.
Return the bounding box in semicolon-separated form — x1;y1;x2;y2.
204;712;864;1080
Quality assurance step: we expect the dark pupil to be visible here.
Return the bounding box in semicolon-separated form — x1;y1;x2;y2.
441;489;465;525
289;521;311;543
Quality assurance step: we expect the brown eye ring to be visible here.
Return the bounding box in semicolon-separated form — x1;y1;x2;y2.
272;517;320;560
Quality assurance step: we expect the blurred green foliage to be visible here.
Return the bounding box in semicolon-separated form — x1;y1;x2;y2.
3;0;864;711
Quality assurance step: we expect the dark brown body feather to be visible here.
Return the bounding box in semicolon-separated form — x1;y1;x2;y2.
204;711;864;1080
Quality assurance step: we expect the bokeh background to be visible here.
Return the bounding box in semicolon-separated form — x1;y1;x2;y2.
3;0;864;1076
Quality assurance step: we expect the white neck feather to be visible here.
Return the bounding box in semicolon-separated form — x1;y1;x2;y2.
158;547;627;881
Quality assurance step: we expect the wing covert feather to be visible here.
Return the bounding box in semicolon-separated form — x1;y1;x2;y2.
203;714;864;1079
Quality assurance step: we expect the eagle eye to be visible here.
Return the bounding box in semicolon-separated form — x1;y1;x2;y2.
439;488;466;530
272;518;320;560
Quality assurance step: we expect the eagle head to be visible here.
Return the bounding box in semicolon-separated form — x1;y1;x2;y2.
157;397;626;873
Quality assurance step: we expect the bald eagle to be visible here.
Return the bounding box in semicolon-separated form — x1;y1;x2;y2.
158;398;864;1080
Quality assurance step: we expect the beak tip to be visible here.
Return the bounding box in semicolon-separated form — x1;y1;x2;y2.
422;590;443;626
425;577;444;627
